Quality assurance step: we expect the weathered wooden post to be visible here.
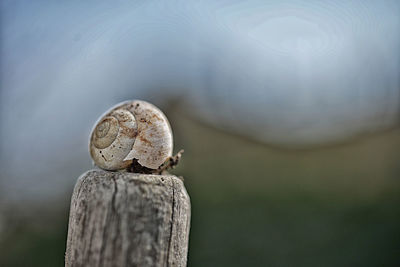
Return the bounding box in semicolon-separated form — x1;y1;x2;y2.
65;169;191;267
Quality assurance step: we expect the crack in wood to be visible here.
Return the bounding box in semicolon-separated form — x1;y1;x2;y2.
166;181;176;266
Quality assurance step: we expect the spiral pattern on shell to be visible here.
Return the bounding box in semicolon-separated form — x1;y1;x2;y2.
89;100;173;171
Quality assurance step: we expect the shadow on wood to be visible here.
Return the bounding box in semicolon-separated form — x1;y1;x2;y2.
65;169;191;267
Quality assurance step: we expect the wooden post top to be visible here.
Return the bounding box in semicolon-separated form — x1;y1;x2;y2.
66;169;190;267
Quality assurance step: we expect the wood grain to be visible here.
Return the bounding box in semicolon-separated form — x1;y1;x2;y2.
65;169;190;267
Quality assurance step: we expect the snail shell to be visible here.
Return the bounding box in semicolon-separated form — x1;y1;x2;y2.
89;100;173;171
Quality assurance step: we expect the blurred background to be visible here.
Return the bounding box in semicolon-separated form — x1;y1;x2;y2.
1;0;400;266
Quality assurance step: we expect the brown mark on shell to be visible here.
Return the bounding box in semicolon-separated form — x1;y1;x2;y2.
138;135;153;147
120;126;138;138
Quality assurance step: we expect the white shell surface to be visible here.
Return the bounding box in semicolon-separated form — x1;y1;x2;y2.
123;100;173;169
89;100;173;170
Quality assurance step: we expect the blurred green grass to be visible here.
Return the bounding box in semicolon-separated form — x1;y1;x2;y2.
0;109;399;266
172;109;400;267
